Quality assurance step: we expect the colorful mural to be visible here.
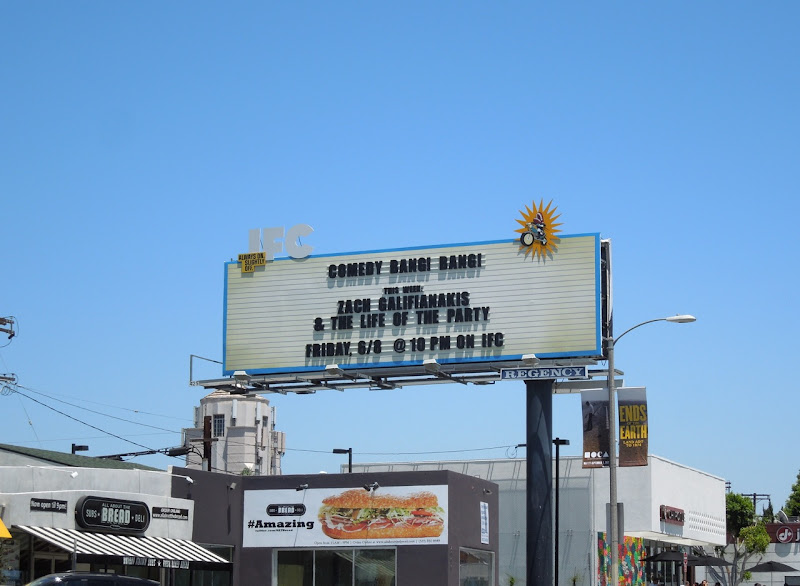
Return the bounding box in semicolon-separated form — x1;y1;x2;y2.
597;532;646;586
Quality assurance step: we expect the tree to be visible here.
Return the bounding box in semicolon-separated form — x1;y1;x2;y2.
726;492;754;538
762;501;774;523
785;470;800;517
703;493;769;586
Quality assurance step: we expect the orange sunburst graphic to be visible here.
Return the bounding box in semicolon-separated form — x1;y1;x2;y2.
514;199;562;260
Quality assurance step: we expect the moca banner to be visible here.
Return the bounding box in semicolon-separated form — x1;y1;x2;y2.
618;387;648;467
581;389;610;468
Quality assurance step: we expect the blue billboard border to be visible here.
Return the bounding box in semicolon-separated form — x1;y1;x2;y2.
222;234;602;377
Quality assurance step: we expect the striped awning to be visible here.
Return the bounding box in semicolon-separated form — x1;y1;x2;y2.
17;526;229;568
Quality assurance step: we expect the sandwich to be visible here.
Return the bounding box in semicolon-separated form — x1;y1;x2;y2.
318;489;444;539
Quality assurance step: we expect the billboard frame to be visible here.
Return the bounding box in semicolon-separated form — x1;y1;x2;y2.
196;237;611;395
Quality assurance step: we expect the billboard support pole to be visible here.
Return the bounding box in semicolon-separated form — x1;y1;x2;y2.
526;378;553;586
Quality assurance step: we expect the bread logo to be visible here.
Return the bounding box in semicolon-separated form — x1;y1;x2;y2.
318;489;444;540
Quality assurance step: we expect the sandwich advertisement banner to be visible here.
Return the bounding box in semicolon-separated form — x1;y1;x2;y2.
581;389;610;468
617;387;648;467
243;485;448;548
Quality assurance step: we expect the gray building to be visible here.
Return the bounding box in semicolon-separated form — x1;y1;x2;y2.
174;466;499;586
181;390;286;476
0;445;231;585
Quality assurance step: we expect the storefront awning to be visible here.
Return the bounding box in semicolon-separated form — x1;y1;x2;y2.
626;530;724;548
17;526;230;568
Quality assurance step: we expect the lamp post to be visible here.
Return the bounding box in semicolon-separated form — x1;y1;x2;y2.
607;314;695;586
553;438;570;586
333;448;352;473
71;443;89;455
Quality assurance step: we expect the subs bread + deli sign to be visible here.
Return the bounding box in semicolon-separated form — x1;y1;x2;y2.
75;496;150;534
242;486;448;548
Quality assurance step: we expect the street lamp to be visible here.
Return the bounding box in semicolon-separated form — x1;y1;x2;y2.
333;448;352;473
607;315;695;586
553;438;570;586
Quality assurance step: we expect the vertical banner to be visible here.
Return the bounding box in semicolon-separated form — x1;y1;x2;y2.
480;501;489;545
617;387;648;467
581;389;610;468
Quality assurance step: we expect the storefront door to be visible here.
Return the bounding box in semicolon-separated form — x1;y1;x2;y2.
32;552;71;579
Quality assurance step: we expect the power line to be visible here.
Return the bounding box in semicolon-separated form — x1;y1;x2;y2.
7;382;530;468
14;384;182;434
13;383;192;424
284;444;518;457
13;432;179;443
83;442;230;474
362;445;513;456
17;391;40;443
9;387;156;452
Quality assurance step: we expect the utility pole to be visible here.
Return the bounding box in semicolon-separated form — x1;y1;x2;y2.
0;317;15;341
202;415;212;471
189;415;217;472
742;492;771;516
553;438;570;586
1;317;17;386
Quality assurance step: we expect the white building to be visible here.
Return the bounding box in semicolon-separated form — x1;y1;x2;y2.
181;391;285;476
350;454;727;586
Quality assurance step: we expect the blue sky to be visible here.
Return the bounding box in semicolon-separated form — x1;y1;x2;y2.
2;3;798;511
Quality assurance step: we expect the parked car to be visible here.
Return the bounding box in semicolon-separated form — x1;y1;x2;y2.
25;572;159;585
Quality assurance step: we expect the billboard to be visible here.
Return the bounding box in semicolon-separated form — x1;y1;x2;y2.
223;234;601;376
242;485;448;548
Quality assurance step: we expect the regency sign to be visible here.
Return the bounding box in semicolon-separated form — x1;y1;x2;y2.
500;366;589;380
223;203;601;376
75;496;150;534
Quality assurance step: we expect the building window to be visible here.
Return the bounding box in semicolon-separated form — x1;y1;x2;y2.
276;549;395;585
316;550;352;585
213;414;225;438
459;548;493;586
355;549;395;585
